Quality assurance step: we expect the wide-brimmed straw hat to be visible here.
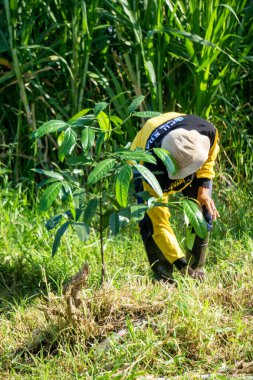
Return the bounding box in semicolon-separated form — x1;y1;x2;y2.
161;128;210;179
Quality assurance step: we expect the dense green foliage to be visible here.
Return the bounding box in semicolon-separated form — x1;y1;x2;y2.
0;0;253;186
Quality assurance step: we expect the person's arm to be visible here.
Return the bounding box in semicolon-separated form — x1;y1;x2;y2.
195;129;220;220
197;186;220;220
196;129;220;183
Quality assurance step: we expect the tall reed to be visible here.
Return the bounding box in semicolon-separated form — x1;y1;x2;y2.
0;0;252;184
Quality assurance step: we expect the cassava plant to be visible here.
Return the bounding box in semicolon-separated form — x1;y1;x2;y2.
33;96;208;283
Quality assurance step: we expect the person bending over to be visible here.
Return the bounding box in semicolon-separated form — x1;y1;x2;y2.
131;112;220;282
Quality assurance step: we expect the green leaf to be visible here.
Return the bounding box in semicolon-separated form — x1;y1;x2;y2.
58;128;77;162
109;212;120;236
61;181;71;196
97;111;111;135
128;95;145;114
130;205;148;221
81;127;95;152
31;168;64;181
83;198;98;225
117;150;157;164
95;133;105;156
57;130;65;146
135;191;153;202
73;222;90;242
132;111;162;118
45;214;63;231
75;208;83;222
102;210;111;229
153;148;178;176
134;164;163;198
145;60;156;87
87;159;116;185
62;171;80;185
116;165;132;207
168;28;217;48
52;222;70;257
186;226;196;251
107;195;120;209
73;189;86;209
37;178;58;188
69;108;92;122
33;120;68;139
110;115;123;127
183;199;208;240
118;208;131;228
39;182;62;211
63;186;76;221
66;155;93;166
94;102;109;116
70;115;96;127
81;128;89;151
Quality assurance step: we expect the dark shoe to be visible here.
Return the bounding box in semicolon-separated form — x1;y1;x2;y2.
153;264;175;284
142;234;175;283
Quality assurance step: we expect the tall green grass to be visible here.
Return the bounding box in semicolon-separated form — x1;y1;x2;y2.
100;0;252;116
1;0;106;180
0;0;252;184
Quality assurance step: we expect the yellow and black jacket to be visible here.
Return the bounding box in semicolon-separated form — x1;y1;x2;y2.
131;112;220;264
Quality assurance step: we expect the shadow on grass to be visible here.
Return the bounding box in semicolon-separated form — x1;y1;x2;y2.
0;248;103;314
0;260;64;313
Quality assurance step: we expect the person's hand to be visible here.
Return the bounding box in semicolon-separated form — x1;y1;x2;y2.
197;186;220;220
192;268;205;282
180;265;205;282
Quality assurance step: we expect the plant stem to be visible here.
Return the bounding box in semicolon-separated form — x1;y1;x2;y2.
4;1;33;129
99;184;105;284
